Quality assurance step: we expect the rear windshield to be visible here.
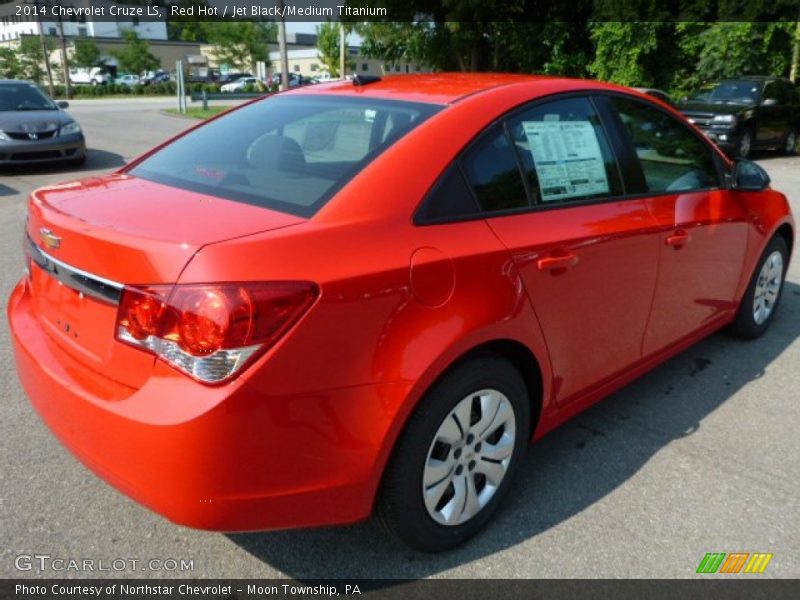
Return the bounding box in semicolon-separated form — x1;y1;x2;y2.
129;95;442;217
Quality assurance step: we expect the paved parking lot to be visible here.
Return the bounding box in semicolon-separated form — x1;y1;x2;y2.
1;99;799;579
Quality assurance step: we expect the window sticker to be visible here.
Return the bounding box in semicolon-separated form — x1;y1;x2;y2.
522;121;610;202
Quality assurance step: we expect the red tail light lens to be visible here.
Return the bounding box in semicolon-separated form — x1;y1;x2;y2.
116;282;318;383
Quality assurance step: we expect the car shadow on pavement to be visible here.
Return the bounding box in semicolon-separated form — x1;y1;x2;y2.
0;183;18;196
228;281;800;579
0;149;126;176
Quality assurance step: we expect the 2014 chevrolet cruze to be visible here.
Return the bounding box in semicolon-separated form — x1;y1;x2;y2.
8;74;794;551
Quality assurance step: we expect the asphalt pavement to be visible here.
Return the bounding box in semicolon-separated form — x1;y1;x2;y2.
1;99;799;579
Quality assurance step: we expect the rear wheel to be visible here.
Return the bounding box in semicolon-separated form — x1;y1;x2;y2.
376;355;530;552
731;236;788;339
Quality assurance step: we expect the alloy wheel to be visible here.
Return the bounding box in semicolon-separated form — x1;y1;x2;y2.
753;250;784;325
422;389;516;526
738;131;752;158
785;131;798;154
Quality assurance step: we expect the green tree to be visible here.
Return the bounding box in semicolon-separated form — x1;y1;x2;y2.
0;47;21;79
354;2;593;73
18;35;54;83
316;22;357;77
207;22;275;72
588;22;663;87
112;29;160;74
72;38;102;69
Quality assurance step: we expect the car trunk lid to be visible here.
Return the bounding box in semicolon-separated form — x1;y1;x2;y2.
25;173;304;390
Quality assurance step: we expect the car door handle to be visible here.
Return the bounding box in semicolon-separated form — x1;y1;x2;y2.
666;230;690;248
537;253;579;271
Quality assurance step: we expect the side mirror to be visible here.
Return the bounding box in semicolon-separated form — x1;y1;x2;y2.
732;159;770;191
761;98;778;107
56;101;69;109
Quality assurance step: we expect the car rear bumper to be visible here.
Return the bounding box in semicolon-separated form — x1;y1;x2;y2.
8;278;405;531
0;134;86;165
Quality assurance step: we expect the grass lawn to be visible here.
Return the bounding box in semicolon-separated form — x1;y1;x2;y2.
164;106;232;119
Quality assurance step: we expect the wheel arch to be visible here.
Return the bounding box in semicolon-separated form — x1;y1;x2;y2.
775;222;794;263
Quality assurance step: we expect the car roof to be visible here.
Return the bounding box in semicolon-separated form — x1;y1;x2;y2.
722;75;789;83
288;73;610;105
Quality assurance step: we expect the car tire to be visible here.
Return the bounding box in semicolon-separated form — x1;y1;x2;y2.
782;130;798;156
736;128;753;158
67;153;87;167
376;355;531;552
730;235;788;339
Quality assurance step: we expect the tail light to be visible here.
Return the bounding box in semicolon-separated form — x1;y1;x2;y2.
116;282;318;384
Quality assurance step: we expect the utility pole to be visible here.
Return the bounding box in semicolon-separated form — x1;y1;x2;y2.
34;0;54;95
56;10;71;99
278;0;289;90
791;16;800;83
339;23;345;80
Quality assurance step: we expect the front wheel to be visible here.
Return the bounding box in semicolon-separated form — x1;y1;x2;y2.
736;128;753;158
782;130;798;156
731;236;788;339
376;355;530;552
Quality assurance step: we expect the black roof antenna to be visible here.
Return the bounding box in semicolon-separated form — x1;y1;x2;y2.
353;74;382;86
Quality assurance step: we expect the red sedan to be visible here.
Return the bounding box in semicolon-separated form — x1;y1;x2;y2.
8;74;794;551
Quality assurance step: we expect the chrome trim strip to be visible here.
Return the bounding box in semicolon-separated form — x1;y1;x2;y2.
25;234;124;305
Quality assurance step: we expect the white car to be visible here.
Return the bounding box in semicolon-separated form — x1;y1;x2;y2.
115;74;141;87
69;67;113;86
220;77;261;93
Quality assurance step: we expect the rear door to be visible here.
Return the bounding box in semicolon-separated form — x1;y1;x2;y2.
758;80;786;145
603;95;748;355
473;96;660;405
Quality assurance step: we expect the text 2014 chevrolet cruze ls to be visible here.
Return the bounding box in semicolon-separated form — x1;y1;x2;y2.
8;74;794;551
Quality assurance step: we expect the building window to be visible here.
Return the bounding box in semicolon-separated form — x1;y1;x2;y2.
132;17;139;26
293;65;300;72
405;65;409;73
362;63;368;72
48;27;57;36
416;65;421;71
311;63;318;71
78;27;87;37
395;65;400;72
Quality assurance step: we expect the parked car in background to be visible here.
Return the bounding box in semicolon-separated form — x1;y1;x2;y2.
679;76;800;158
0;80;85;165
311;72;335;84
220;77;263;93
633;87;675;107
69;66;113;86
142;70;171;85
8;74;794;552
115;74;141;87
218;72;255;85
268;73;304;88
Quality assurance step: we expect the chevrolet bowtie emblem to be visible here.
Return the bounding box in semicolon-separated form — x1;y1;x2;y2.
39;228;61;250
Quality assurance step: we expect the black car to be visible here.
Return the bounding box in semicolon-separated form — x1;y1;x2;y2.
0;80;86;166
679;76;800;158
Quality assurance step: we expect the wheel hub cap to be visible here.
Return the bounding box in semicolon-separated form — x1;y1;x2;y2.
422;389;516;526
753;250;783;325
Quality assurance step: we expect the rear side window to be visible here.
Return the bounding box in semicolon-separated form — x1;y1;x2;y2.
415;164;479;223
610;96;720;193
506;96;622;205
460;123;529;213
129;96;441;217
